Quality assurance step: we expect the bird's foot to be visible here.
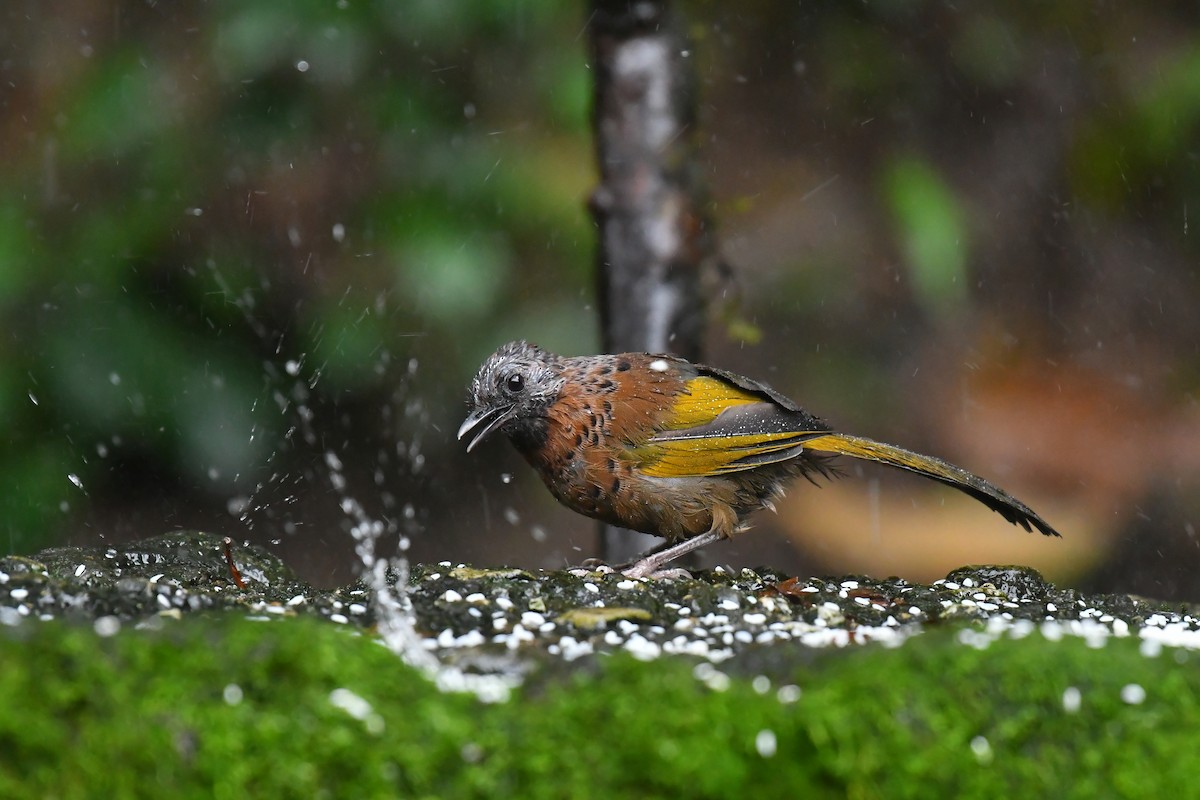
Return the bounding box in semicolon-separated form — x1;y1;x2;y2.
621;564;692;581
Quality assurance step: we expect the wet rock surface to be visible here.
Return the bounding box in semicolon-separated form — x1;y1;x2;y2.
0;531;367;625
3;531;1198;666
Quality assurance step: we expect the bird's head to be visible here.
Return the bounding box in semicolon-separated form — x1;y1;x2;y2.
457;340;566;452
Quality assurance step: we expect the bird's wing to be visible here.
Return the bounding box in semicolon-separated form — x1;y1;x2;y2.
632;375;828;478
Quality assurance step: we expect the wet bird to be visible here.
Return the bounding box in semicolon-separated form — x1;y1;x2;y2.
458;341;1059;577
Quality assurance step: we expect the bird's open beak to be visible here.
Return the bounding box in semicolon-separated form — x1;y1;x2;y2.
457;404;516;453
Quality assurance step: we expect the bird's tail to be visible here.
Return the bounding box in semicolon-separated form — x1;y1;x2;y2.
802;432;1060;538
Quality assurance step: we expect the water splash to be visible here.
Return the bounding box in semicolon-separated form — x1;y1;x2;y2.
323;450;436;674
324;449;518;700
206;263;516;696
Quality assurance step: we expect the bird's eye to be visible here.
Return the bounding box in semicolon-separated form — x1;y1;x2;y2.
504;373;524;394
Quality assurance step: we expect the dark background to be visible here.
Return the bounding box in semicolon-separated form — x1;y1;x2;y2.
3;2;1198;598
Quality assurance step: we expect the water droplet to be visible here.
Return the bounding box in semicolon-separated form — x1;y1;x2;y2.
500;473;513;484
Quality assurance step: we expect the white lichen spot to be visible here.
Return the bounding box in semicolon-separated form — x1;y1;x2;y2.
969;735;993;764
623;634;661;661
329;687;385;734
93;616;121;637
1062;686;1081;713
776;685;802;704
1120;683;1146;705
692;662;730;692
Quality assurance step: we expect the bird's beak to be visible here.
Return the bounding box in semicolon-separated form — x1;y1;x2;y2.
457;404;516;453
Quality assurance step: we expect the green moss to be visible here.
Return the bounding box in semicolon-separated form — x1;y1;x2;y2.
0;615;1195;798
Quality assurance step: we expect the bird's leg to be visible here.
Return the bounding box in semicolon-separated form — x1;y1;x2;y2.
622;529;723;579
623;505;739;579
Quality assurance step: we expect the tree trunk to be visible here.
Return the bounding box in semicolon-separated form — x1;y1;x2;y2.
586;0;720;564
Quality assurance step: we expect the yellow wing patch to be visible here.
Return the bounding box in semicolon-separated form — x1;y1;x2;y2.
634;375;818;477
637;432;812;478
658;376;763;430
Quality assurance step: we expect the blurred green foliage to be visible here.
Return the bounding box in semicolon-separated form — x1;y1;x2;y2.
0;2;595;554
884;157;969;315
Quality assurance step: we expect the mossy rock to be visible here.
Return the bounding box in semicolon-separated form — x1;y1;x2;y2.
1;531;1198;797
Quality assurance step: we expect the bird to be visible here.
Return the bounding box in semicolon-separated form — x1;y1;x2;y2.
458;340;1059;578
